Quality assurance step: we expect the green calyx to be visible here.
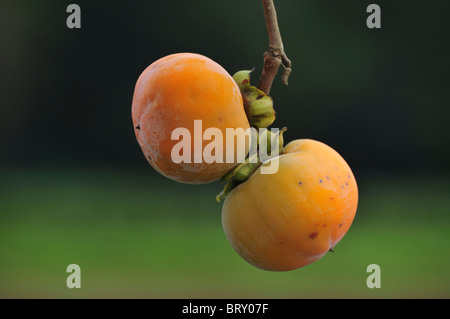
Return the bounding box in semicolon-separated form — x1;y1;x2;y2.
216;154;261;203
217;70;285;203
258;127;287;158
221;153;261;183
216;128;288;203
233;69;253;90
233;70;276;129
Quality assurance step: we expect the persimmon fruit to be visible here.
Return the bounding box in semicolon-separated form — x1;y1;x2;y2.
132;53;250;184
221;139;358;271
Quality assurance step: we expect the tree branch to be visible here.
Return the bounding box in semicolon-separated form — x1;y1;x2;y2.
257;0;292;95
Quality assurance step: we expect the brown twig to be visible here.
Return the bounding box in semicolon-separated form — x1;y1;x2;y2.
257;0;292;95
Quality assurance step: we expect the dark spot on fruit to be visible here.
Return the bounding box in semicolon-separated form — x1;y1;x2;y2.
309;232;318;240
329;197;335;200
322;224;327;228
148;155;153;162
319;179;323;183
346;182;349;186
280;241;284;245
348;174;351;179
341;186;344;189
329;248;335;252
339;223;343;228
334;166;338;170
219;117;223;122
135;125;140;130
242;79;249;85
326;176;330;180
256;94;264;100
314;223;319;227
298;181;302;185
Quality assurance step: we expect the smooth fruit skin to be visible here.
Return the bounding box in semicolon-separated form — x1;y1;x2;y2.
222;139;358;271
132;53;250;184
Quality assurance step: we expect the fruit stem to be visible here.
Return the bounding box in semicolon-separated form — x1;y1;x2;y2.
258;0;292;95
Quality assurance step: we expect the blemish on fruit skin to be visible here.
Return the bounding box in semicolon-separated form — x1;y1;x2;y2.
280;241;284;245
341;186;344;189
256;94;264;100
135;125;140;130
339;223;343;228
322;224;327;228
298;181;302;185
319;179;323;183
148;155;153;162
346;182;349;186
242;79;248;85
219;117;223;122
326;176;330;180
329;197;335;200
334;166;338;170
309;232;318;240
348;174;351;179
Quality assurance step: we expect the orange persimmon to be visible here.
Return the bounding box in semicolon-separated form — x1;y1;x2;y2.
132;53;250;184
222;139;358;271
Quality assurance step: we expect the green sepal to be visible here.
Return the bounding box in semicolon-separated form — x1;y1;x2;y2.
232;70;276;129
216;180;240;203
232;69;254;90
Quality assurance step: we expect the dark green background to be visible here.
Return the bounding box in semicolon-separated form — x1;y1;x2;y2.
0;0;449;298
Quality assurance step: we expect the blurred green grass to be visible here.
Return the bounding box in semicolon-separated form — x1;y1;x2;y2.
0;168;449;298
